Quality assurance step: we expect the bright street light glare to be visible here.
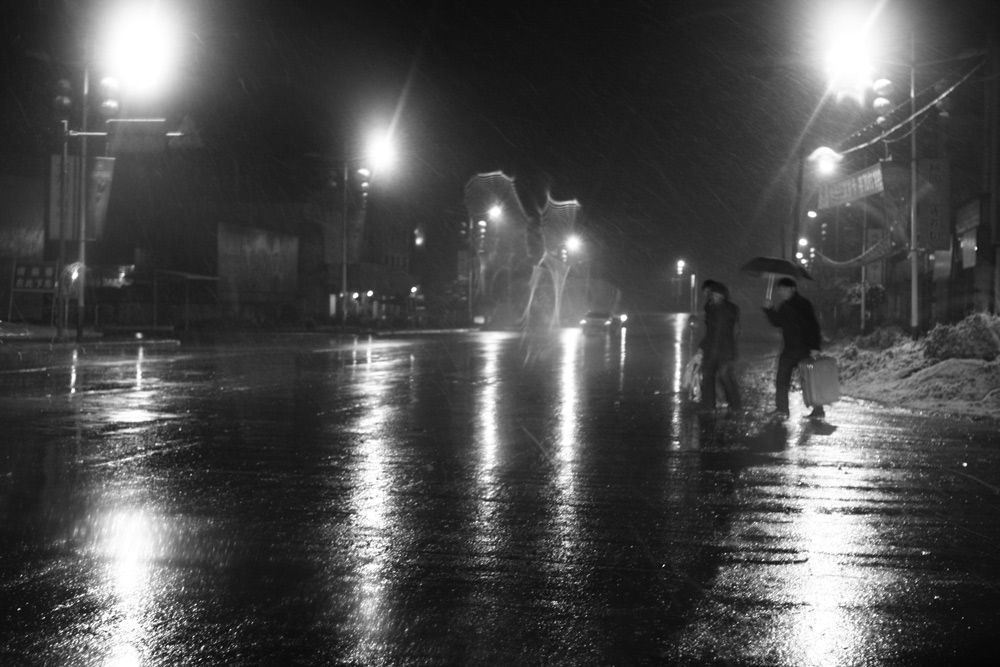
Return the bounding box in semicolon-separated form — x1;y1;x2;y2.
819;3;888;104
807;146;843;177
101;2;180;98
368;133;396;174
488;205;502;220
565;235;582;253
817;156;838;176
825;42;872;102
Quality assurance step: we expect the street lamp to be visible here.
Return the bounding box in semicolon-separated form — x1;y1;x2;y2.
823;14;948;334
676;260;696;315
336;131;395;325
564;235;590;314
100;2;181;99
466;203;504;325
59;3;179;342
565;234;582;254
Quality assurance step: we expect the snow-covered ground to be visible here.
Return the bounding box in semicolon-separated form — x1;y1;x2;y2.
828;314;1000;421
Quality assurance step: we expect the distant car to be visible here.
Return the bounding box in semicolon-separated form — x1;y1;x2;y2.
579;311;627;335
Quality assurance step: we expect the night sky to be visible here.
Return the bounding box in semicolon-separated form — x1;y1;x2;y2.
4;0;995;311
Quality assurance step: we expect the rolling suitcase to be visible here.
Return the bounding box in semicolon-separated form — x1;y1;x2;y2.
798;356;841;407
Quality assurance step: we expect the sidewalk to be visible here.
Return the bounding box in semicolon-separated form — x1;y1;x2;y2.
0;321;98;345
0;322;181;371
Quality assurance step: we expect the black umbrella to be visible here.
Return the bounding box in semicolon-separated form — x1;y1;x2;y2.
740;256;814;298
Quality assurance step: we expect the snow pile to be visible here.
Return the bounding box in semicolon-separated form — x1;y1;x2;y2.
924;312;1000;361
831;314;1000;420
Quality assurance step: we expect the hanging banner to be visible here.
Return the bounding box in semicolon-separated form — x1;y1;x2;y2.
87;156;115;241
818;163;884;209
47;155;115;241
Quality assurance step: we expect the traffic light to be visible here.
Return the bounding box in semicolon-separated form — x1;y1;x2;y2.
53;79;73;119
98;76;121;119
872;78;895;127
52;75;120;122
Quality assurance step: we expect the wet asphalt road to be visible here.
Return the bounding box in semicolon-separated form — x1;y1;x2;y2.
2;314;999;666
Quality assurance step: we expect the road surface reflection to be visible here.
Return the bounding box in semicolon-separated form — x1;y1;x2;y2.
2;319;999;664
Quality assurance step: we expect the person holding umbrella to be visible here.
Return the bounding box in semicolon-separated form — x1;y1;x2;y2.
762;277;824;419
695;279;742;413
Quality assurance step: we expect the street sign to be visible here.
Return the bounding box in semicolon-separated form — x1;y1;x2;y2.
11;260;57;293
107;118;168;155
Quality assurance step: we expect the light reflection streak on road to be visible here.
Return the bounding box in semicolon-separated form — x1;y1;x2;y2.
90;507;167;667
70;348;79;394
106;347;159;425
551;329;582;580
617;327;627;393
78;346;166;666
473;335;503;562
343;335;398;665
787;454;873;666
670;314;689;447
558;328;581;465
478;336;503;467
791;510;868;666
723;449;874;666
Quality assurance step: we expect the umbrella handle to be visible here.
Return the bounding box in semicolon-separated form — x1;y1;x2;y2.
766;274;774;300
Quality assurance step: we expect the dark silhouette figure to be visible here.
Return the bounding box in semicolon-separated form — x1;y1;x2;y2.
762;277;823;419
698;280;741;411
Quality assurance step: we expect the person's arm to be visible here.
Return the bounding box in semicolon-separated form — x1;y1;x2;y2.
762;301;781;327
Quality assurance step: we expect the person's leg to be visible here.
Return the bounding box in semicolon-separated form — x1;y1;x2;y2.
700;358;718;409
719;360;741;409
775;352;796;414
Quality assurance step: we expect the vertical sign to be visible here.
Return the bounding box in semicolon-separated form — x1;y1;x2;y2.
917;159;949;251
87;157;115;241
48;155;79;241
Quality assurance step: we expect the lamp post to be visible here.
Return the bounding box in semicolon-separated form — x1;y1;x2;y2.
466;204;502;325
340;159;351;325
53;3;179;341
76;61;90;342
565;234;588;314
332;133;395;325
908;33;919;334
824;16;932;334
676;260;696;315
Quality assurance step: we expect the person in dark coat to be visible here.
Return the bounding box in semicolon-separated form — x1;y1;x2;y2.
762;276;823;418
697;280;741;412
